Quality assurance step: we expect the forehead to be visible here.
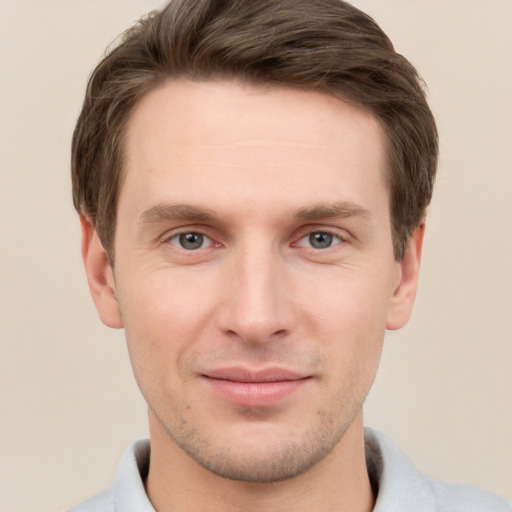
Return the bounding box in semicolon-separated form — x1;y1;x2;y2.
125;79;384;155
120;79;388;221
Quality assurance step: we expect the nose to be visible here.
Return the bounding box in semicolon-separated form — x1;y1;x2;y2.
216;244;297;344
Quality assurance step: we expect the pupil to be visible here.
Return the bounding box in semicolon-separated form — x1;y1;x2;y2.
179;233;203;250
310;232;332;249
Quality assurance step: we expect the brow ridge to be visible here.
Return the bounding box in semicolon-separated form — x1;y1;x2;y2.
139;203;216;226
138;200;371;227
292;202;371;221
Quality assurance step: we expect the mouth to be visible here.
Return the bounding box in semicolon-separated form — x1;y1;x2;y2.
201;367;311;408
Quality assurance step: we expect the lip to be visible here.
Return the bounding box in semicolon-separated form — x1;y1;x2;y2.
201;367;311;408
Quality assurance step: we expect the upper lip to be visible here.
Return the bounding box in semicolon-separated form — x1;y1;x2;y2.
202;367;308;383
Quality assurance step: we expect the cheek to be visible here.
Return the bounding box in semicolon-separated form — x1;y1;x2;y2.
319;290;386;402
300;269;390;381
121;267;216;333
117;272;218;391
302;267;392;336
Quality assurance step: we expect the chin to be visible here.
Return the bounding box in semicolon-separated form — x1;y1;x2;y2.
161;409;357;483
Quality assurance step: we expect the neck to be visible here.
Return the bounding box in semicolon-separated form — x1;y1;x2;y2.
145;412;374;512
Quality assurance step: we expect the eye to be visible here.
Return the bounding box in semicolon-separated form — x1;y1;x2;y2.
169;232;212;250
297;231;343;249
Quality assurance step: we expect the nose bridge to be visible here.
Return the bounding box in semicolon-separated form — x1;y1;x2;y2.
218;237;295;343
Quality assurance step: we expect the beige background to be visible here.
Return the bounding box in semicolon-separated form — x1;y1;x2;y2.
1;1;511;511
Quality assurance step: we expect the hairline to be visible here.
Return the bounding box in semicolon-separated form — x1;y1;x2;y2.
103;76;397;265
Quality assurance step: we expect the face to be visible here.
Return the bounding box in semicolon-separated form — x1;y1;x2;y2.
84;80;421;483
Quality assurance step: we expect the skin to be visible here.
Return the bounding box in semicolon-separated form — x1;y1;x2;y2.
82;80;423;512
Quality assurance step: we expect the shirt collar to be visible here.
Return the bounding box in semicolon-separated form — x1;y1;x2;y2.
364;427;435;511
112;429;435;511
113;439;154;511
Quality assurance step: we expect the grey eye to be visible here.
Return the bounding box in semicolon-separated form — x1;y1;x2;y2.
308;232;334;249
177;233;205;250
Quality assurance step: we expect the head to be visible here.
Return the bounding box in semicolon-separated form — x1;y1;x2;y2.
74;0;438;487
72;0;437;264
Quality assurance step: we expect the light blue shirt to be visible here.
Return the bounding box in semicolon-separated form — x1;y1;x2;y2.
67;428;511;511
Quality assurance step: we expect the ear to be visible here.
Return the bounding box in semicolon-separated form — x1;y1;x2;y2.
386;224;425;330
80;215;123;328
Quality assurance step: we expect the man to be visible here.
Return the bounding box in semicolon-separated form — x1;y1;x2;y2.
68;0;511;510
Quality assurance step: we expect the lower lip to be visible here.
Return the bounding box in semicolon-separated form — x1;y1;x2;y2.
204;377;309;408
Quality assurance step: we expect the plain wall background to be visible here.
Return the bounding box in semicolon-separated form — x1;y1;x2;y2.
0;1;511;510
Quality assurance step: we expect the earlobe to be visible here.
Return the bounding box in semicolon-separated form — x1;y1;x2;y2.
386;224;425;331
80;215;123;329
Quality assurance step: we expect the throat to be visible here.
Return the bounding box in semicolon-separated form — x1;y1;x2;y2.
145;411;375;512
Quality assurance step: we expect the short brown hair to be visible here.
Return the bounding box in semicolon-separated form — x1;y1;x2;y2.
72;0;438;262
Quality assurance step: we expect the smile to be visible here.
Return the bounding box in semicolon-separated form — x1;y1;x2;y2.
201;367;311;408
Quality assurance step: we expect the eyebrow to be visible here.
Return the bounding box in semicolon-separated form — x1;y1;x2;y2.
139;203;216;226
291;202;371;222
138;200;371;227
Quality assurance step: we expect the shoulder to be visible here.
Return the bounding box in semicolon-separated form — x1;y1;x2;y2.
65;488;114;512
65;439;152;512
427;479;512;512
365;428;511;512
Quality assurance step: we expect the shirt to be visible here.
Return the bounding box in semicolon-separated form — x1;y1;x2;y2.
67;428;512;511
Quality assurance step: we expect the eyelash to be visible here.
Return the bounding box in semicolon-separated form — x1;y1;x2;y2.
166;231;216;251
294;230;345;250
164;228;347;252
